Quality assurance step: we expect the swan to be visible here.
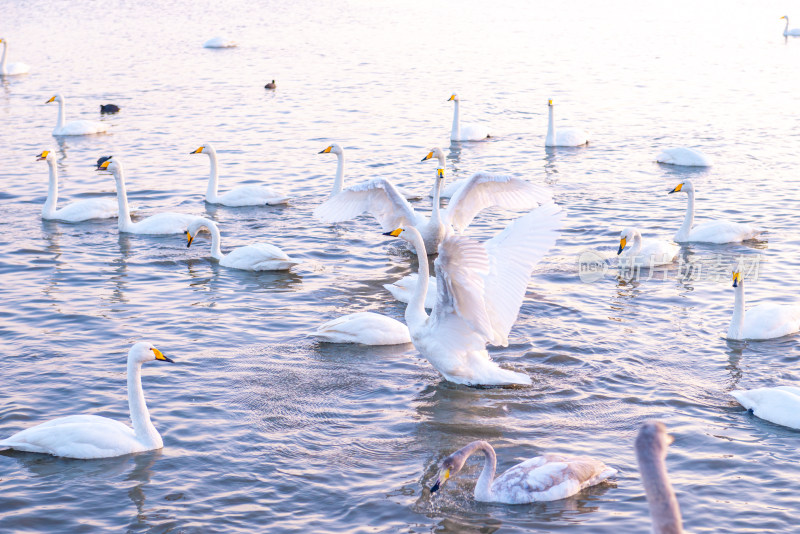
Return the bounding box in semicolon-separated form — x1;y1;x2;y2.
384;273;437;309
545;99;589;147
38;150;118;222
429;440;616;504
781;16;800;36
190;143;289;206
656;147;713;167
46;94;108;136
727;271;800;340
318;143;419;200
98;156;202;234
186;217;298;271
203;37;237;48
314;312;412;345
617;227;679;268
0;38;30;75
635;421;684;534
315;168;552;254
448;94;490;141
421;147;466;199
731;386;800;430
668;180;762;243
383;202;563;385
0;342;174;459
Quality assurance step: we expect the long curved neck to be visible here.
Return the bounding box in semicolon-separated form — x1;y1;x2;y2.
207;222;224;260
631;232;643;256
405;228;430;326
55;98;66;130
546;105;556;145
332;151;345;196
786;18;790;33
112;166;134;231
205;148;220;202
42;158;58;217
430;171;443;221
450;100;460;139
470;441;498;502
0;42;7;73
638;445;683;534
728;280;745;340
127;359;161;447
675;191;694;241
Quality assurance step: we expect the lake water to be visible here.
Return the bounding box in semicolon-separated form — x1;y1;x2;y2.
2;0;800;532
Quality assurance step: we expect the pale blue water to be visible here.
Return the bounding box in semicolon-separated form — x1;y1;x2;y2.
2;0;800;532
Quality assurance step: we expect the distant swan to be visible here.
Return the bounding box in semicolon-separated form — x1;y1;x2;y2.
319;143;419;200
668;180;762;243
186;217;298;271
0;38;30;75
781;16;800;36
617;227;679;267
203;37;237;48
732;386;800;430
429;440;616;503
46;94;108;136
635;421;684;534
0;342;174;459
656;147;713;167
727;271;800;340
545;99;589;147
38;150;118;222
448;94;490;141
314;312;412;345
190;143;289;206
421;147;465;199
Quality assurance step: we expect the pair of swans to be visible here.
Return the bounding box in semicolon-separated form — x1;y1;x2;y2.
617;228;679;267
546;99;589;147
318;143;419;200
0;38;29;75
186;218;297;271
669;180;762;243
38;150;118;222
781;16;800;36
726;271;800;341
0;342;173;459
46;94;108;136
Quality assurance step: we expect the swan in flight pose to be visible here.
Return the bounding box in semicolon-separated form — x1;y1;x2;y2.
314;312;411;345
727;271;800;340
0;38;30;75
656;147;713;167
635;421;684;534
617;228;679;268
0;342;174;459
668;180;762;243
318;143;418;200
315;168;552;254
421;147;466;199
448;94;490;141
38;150;118;222
203;36;237;48
384;203;563;385
98;156;202;234
781;16;800;36
545;99;589;147
190;143;288;206
732;386;800;430
429;440;616;503
46;94;108;136
186;217;298;271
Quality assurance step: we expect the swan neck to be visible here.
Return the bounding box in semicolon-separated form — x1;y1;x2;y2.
431;170;444;214
205;148;220;202
786;18;790;33
0;41;6;72
56;97;65;130
332;151;345;196
472;441;498;501
676;191;694;241
406;228;430;324
728;280;745;340
112;165;134;231
631;232;643;255
450;100;460;140
208;221;224;260
546;105;556;145
637;443;683;534
43;158;58;217
127;359;160;447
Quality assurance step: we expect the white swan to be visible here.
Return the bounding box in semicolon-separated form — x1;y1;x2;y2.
319;143;419;200
617;227;679;268
656;147;713;167
635;421;684;534
429;440;616;504
0;342;174;459
0;38;30;75
781;16;800;36
315;168;552;254
545;99;589;147
98;156;202;234
421;147;466;199
448;94;490;141
203;36;237;48
186;217;298;271
384;273;437;309
383;203;563;385
727;271;800;340
314;312;412;345
668;180;762;243
46;94;108;136
190;143;288;206
732;386;800;430
38;150;118;222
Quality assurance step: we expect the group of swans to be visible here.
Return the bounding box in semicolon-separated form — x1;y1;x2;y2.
0;38;29;75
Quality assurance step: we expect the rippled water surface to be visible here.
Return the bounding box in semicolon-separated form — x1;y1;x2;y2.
2;0;800;532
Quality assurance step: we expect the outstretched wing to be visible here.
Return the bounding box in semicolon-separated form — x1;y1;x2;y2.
442;172;553;232
313;178;420;231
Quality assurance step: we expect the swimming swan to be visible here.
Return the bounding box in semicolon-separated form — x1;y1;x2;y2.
545;99;589;147
38;150;118;222
318;143;418;200
429;440;616;504
668;180;762;243
46;94;108;136
448;94;490;141
727;271;800;340
656;147;713;167
0;342;174;459
635;421;684;534
617;228;679;268
781;16;800;36
383;203;563;385
0;38;30;75
421;147;466;199
314;311;412;345
731;386;800;430
203;37;237;48
186;217;298;271
98;156;202;234
190;143;289;206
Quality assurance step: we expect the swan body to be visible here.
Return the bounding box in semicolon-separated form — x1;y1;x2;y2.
448;94;490;141
669;180;762;243
203;37;237;48
0;342;174;459
186;217;298;271
0;38;30;75
319;143;419;200
732;386;800;429
727;272;800;340
385;203;563;386
422;147;466;199
430;440;616;504
782;16;800;36
384;273;437;309
46;94;108;136
38;150;118;222
636;421;684;534
656;147;713;167
545;99;589;147
99;157;201;234
314;311;411;345
191;143;288;206
617;227;679;268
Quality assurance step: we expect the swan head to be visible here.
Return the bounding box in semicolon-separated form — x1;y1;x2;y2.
45;94;63;105
548;98;553;107
447;93;459;102
635;420;673;462
732;271;742;288
420;147;445;163
668;180;694;194
36;150;54;162
318;143;342;155
129;341;174;364
186;218;215;248
430;442;478;493
781;15;787;20
618;227;640;255
190;143;215;156
96;155;121;175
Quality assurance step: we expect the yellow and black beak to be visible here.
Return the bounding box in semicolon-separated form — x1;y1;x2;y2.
96;157;112;170
669;183;683;194
46;96;56;104
421;151;433;162
618;237;627;255
548;99;553;106
437;168;444;179
447;95;455;101
382;228;403;237
152;347;175;363
190;147;204;155
430;468;450;493
186;230;195;248
732;271;741;288
319;146;332;154
36;150;49;161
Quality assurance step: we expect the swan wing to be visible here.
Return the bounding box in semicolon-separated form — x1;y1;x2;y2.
55;120;108;136
456;123;490;141
688;220;762;243
315;311;411;345
732;387;800;429
555;128;589;147
742;303;800;340
129;213;201;235
5;62;30;75
49;198;118;222
220;243;297;271
218;185;289;206
313;178;421;231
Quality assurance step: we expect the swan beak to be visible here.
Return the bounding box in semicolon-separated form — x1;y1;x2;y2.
430;468;450;494
732;271;741;288
152;347;175;363
383;228;403;237
669;183;683;194
447;95;455;101
36;150;49;161
781;16;786;19
617;237;626;255
186;231;195;248
548;99;553;106
190;147;203;155
97;158;112;170
421;151;433;162
319;146;332;154
46;96;56;104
